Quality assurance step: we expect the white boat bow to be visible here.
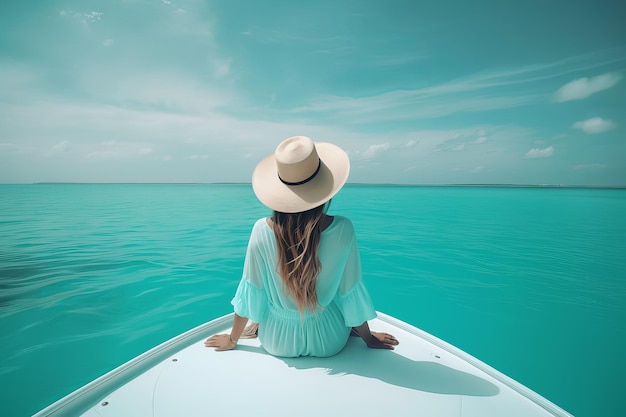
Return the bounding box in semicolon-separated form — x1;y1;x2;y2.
33;312;572;417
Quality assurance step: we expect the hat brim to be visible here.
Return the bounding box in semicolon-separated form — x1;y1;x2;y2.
252;142;350;213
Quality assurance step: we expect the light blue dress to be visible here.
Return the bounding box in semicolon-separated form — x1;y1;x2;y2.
231;216;377;357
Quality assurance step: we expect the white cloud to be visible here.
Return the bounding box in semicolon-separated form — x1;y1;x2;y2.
60;10;104;23
160;0;186;14
293;89;538;123
363;143;390;158
0;87;542;183
102;39;114;47
474;136;487;144
87;151;119;159
405;139;417;148
574;163;606;170
572;117;615;134
139;147;153;155
289;55;621;124
71;71;232;115
470;165;485;173
187;154;210;160
85;12;104;22
86;141;156;159
213;59;231;78
553;72;622;102
524;146;554;159
52;141;72;152
435;130;488;152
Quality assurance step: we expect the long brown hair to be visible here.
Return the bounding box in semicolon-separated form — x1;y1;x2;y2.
271;204;326;314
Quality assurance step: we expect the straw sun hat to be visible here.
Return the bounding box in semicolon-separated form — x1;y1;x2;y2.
252;136;350;213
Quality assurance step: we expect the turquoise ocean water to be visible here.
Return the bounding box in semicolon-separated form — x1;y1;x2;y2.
0;184;624;417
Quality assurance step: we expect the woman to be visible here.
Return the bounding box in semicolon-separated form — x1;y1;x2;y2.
205;136;398;357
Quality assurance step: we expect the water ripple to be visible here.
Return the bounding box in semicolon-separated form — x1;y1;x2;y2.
0;184;624;417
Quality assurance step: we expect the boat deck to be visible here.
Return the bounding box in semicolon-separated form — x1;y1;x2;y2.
34;313;572;417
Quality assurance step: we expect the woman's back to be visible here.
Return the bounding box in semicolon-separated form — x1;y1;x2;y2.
232;215;377;357
248;216;363;310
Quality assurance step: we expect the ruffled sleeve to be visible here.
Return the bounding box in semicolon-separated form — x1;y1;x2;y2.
334;230;377;327
231;279;267;323
230;220;269;323
336;280;377;327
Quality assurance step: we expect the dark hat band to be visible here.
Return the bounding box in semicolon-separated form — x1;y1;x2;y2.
278;159;321;186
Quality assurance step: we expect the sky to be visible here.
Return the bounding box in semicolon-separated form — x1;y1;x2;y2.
0;0;625;185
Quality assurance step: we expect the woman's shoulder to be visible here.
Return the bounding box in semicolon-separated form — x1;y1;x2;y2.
330;215;352;226
246;218;274;249
251;217;273;235
253;217;270;228
247;218;272;239
326;215;355;235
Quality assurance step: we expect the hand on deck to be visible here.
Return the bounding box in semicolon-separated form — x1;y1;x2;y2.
205;313;249;352
204;334;237;351
352;321;399;350
368;331;399;350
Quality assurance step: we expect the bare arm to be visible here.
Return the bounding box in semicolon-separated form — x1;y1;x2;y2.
204;313;249;351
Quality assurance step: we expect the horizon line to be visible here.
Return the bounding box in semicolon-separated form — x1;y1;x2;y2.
3;182;624;189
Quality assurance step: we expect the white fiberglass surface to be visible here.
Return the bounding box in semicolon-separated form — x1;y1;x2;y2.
74;313;570;417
